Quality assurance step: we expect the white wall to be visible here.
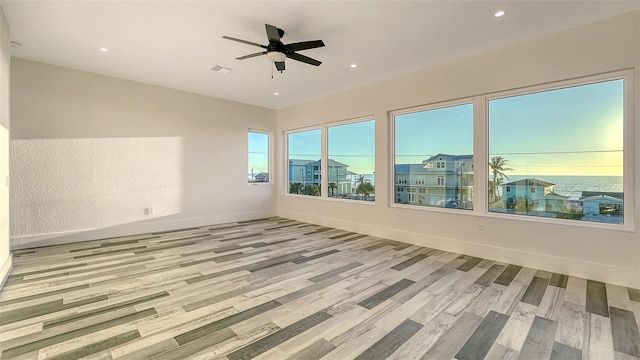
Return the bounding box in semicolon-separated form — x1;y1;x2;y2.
10;59;277;248
0;7;10;288
277;11;640;288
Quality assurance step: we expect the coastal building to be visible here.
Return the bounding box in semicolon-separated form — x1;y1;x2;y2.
288;159;350;195
303;159;349;188
254;173;269;183
580;191;624;216
288;159;314;185
502;178;568;212
395;154;474;208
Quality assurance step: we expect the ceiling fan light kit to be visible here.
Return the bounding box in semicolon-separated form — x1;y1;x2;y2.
223;24;324;73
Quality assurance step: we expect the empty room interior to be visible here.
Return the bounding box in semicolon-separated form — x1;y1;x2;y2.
0;1;639;359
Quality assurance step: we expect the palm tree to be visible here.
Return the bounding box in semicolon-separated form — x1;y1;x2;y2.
489;156;513;203
329;182;337;197
289;182;303;194
356;182;374;200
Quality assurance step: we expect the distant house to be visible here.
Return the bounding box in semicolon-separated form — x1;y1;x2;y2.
580;191;623;200
502;178;568;212
304;159;349;188
288;159;350;194
580;194;623;216
395;154;474;207
254;173;269;182
288;159;314;185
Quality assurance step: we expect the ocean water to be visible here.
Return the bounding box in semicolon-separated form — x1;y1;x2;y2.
504;175;623;200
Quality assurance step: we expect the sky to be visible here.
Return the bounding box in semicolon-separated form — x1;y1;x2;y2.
395;103;473;164
248;131;269;175
489;79;623;176
277;78;624;178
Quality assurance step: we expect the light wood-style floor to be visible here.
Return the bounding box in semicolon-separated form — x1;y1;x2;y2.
1;217;639;360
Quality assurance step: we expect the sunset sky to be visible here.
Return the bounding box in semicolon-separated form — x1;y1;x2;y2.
280;78;623;178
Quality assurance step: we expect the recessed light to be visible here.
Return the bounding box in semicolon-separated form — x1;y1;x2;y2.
494;10;505;17
274;92;280;96
211;65;231;74
350;64;358;68
99;47;109;53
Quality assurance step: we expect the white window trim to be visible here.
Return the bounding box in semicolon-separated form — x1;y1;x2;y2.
483;70;634;232
283;115;375;205
248;129;273;185
324;116;376;205
389;99;475;213
283;125;323;199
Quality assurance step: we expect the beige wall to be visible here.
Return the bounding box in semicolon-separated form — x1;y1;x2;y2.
10;59;277;248
277;11;640;288
0;7;10;288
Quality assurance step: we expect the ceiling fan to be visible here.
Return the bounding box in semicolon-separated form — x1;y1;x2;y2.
223;24;325;73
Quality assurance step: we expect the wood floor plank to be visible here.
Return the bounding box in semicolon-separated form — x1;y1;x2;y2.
353;319;422;360
609;306;640;357
518;316;558;360
420;311;483;359
1;217;638;360
226;311;331;360
587;280;610;318
285;338;335;360
455;310;509;360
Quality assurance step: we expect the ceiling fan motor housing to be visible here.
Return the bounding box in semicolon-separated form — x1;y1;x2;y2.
267;51;286;62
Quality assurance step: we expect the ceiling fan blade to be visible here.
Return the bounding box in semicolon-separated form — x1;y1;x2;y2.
265;24;282;43
236;51;266;60
287;52;322;66
287;40;325;52
222;36;266;49
275;61;285;72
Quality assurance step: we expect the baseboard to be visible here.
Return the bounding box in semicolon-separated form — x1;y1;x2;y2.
10;209;277;250
279;210;640;289
0;254;12;291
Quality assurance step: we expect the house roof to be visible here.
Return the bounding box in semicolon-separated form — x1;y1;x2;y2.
289;159;314;166
305;159;349;167
545;192;569;199
504;178;555;187
423;154;474;162
581;195;624;204
580;191;623;200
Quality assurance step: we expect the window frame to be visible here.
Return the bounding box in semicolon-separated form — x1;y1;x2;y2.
325;116;376;204
283;115;375;205
389;99;476;213
247;129;273;185
483;70;634;231
284;126;323;198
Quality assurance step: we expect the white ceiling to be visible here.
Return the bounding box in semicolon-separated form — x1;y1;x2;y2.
1;1;639;110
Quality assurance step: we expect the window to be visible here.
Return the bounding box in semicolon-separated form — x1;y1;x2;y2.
393;103;473;210
287;129;321;196
488;78;625;225
248;131;269;183
328;119;375;201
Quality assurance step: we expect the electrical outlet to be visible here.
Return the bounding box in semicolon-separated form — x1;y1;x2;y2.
477;224;484;233
144;207;154;215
